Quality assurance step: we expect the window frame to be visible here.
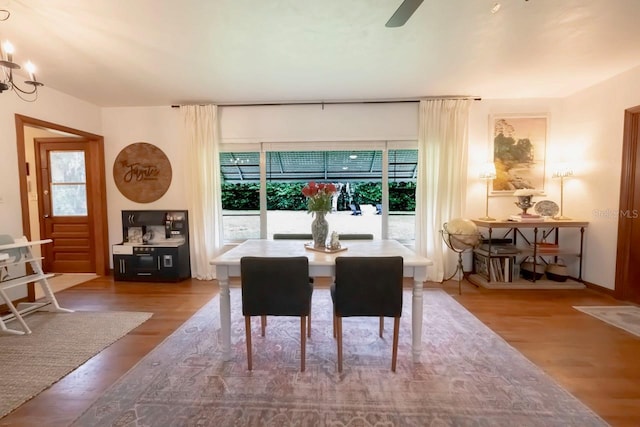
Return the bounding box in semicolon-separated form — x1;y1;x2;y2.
219;140;417;242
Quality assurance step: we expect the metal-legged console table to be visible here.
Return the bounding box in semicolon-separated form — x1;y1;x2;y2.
469;220;588;289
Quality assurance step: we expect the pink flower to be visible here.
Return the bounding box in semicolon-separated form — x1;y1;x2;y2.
302;181;338;213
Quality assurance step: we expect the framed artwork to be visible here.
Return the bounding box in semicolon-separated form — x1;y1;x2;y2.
490;114;548;194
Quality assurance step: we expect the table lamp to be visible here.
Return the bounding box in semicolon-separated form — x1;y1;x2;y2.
479;162;497;221
553;163;573;220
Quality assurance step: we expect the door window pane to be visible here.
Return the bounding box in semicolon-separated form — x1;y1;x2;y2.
50;151;87;216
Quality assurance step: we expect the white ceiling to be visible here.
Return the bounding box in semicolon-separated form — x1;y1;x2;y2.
3;0;640;107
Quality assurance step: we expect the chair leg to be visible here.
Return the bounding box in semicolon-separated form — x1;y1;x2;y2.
391;316;400;372
333;313;337;338
308;302;312;338
261;315;266;337
336;316;343;373
379;316;384;338
300;316;306;372
245;316;252;371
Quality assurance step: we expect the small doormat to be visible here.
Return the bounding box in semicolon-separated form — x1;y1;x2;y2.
573;305;640;338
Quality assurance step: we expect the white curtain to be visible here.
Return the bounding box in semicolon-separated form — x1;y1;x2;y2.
415;99;471;282
181;104;225;280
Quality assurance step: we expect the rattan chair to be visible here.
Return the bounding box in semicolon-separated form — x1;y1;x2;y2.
331;256;404;372
240;256;313;371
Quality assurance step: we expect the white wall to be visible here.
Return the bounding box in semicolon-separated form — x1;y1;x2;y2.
101;107;187;250
558;64;640;289
219;102;419;143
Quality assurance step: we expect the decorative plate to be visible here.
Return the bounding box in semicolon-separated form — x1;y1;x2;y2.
534;200;560;217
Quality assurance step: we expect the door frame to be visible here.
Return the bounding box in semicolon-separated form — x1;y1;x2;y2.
615;105;640;301
14;114;109;280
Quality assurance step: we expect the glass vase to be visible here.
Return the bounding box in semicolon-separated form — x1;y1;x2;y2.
311;211;329;248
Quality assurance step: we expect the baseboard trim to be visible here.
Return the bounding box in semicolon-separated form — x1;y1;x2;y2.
583;280;617;298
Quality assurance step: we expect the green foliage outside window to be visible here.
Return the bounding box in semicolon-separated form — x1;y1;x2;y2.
221;181;416;212
220;183;261;210
389;182;416;211
267;182;307;210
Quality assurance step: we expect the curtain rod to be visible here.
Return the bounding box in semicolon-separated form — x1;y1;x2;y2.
170;96;481;108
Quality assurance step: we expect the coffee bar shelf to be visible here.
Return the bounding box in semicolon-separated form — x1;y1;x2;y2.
112;210;191;282
469;219;589;290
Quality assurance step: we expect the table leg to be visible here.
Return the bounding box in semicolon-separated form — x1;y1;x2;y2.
217;269;232;361
412;278;424;362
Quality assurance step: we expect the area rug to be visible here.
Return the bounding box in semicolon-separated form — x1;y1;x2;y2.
0;310;153;419
72;289;607;427
573;305;640;337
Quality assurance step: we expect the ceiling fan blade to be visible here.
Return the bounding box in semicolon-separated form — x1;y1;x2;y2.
385;0;424;27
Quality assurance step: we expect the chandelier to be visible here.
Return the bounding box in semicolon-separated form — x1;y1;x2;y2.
0;9;43;101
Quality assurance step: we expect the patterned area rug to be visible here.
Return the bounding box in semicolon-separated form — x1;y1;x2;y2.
72;289;607;427
573;305;640;337
0;310;152;419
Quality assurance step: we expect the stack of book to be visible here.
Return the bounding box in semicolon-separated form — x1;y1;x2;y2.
473;252;512;282
508;213;542;222
478;238;519;255
477;244;519;255
535;242;560;253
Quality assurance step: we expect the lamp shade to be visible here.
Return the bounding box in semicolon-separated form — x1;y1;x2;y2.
479;162;497;180
552;163;573;220
552;163;574;178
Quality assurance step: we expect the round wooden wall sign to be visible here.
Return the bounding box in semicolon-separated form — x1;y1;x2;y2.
113;142;172;203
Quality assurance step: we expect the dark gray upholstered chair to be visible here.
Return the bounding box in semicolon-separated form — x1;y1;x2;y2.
271;234;317;288
338;233;374;240
272;233;313;240
274;233;373;241
241;256;313;371
331;256;404;372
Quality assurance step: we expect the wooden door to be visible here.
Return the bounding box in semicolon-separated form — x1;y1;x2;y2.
615;105;640;304
35;139;95;273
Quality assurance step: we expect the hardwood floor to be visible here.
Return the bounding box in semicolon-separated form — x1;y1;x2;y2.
2;276;639;426
447;281;640;427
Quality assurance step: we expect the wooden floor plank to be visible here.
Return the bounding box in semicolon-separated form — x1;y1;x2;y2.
1;276;639;427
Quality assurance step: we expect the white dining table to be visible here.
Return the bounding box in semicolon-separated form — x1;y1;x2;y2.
210;239;433;363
